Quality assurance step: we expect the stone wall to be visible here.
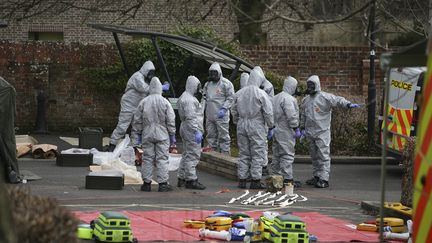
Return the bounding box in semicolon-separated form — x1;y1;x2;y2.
0;41;384;132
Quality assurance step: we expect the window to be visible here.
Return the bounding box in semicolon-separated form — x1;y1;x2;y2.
28;31;64;41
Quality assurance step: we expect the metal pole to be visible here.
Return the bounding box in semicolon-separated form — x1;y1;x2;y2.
368;0;377;148
379;69;390;243
112;32;130;77
228;62;241;81
151;36;176;97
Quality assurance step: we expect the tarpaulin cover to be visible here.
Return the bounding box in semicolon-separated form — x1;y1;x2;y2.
0;76;19;182
74;210;380;242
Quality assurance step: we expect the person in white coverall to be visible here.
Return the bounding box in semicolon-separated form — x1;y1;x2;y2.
131;77;176;192
232;67;274;189
107;61;169;152
177;76;206;190
271;76;302;185
202;62;235;155
254;66;274;176
300;75;360;188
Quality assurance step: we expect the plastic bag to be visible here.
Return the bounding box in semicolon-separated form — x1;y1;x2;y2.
91;135;131;165
120;146;135;166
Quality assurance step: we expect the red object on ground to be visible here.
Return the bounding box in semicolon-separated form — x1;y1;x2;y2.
202;146;213;152
74;210;380;242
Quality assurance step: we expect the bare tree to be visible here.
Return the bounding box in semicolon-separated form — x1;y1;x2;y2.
0;0;428;44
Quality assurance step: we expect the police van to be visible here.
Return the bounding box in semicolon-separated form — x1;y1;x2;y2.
379;40;427;156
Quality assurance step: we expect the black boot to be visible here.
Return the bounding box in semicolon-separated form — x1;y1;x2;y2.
306;176;319;185
315;179;329;188
284;179;302;188
177;178;185;187
185;180;206;190
158;182;173;192
238;179;247;189
106;143;116;152
250;179;266;189
140;182;151;192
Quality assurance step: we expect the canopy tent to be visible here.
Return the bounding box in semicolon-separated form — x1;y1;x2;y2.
88;24;254;97
0;77;20;183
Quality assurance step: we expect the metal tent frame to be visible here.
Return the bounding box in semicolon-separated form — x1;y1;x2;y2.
88;24;254;97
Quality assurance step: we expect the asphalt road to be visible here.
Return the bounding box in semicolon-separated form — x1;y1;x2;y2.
12;134;404;242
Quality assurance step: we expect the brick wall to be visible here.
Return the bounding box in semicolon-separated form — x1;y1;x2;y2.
241;45;384;95
0;41;384;132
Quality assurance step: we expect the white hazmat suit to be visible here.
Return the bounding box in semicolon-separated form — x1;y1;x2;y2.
202;62;235;154
110;61;155;146
300;75;352;188
177;76;206;190
132;77;176;192
271;76;299;181
232;68;274;189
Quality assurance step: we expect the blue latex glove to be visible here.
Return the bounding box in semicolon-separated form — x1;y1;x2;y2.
194;130;203;144
267;128;274;140
348;103;360;109
169;135;176;145
300;129;306;137
162;82;170;92
217;108;227;119
137;134;142;145
294;128;302;138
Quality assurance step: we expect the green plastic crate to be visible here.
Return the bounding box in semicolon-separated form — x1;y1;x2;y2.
79;127;103;150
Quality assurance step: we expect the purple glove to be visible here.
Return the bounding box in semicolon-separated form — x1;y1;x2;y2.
194;130;203;144
267;128;274;140
217;108;227;119
162;82;170;92
169;135;176;145
294;128;302;138
301;129;306;137
348;103;360;109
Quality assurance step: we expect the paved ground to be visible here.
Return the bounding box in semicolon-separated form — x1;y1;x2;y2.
14;133;404;242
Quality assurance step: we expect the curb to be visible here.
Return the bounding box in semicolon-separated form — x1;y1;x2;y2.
197;152;399;181
294;156;399;165
360;201;412;222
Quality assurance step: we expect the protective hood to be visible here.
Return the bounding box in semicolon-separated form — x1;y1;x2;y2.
240;73;249;89
149;77;162;95
185;75;200;95
140;61;155;77
307;75;321;92
209;62;222;78
283;76;298;95
254;66;266;86
248;68;265;87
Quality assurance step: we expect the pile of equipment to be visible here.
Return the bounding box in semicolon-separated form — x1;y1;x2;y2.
77;211;138;243
184;210;311;242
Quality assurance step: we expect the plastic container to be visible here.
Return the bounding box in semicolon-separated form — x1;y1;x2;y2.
284;183;294;196
79;127;103;151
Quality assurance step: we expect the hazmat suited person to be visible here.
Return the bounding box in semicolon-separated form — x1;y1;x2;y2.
232;67;274;189
177;76;206;190
300;75;360;188
255;66;274;97
253;66;274;177
202;62;235;155
107;61;170;152
239;72;249;90
131;77;176;192
271;76;302;185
